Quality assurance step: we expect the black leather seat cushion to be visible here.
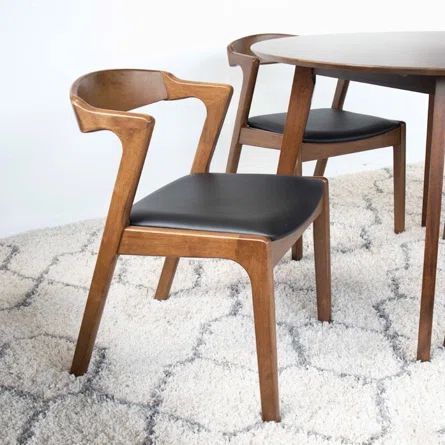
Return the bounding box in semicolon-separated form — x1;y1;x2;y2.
248;108;401;143
130;173;323;241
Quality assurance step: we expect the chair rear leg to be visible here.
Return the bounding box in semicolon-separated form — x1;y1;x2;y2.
71;248;118;376
292;159;304;261
313;180;331;322
393;124;406;234
313;158;328;176
226;141;243;173
154;256;180;300
291;241;303;261
247;253;280;422
422;94;434;227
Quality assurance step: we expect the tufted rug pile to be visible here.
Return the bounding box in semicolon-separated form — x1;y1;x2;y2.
1;164;445;444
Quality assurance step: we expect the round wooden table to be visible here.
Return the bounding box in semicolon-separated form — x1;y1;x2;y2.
252;32;445;361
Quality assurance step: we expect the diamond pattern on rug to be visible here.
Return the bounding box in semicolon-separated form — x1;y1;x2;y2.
26;394;148;445
1;164;445;444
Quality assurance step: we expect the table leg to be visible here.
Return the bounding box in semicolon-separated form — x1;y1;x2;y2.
417;79;445;361
277;67;314;261
277;67;314;175
292;158;304;261
421;94;434;227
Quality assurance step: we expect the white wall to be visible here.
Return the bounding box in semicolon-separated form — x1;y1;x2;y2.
1;0;443;236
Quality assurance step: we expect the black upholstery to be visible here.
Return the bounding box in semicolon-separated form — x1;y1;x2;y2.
248;108;401;143
130;173;324;241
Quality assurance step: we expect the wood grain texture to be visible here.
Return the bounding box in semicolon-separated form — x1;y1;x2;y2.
331;79;350;110
315;69;436;94
422;94;435;227
154;256;179;300
253;32;445;359
417;78;445;361
70;70;232;376
244;243;280;421
277;66;315;175
226;34;292;173
393;122;406;234
313;158;328;176
70;73;156;375
313;179;331;322
225;34;405;250
291;156;304;261
313;79;349;176
252;33;445;76
69;69;331;422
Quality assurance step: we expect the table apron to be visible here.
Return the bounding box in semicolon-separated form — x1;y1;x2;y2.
315;68;436;94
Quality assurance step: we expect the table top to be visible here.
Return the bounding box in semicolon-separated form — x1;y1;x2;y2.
252;32;445;76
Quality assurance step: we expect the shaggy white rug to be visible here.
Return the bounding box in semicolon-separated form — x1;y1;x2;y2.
1;164;445;445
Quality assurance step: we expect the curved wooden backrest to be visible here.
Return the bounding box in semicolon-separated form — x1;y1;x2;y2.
227;34;300;147
70;69;233;173
72;69;168;112
70;69;233;241
227;34;349;114
228;33;295;66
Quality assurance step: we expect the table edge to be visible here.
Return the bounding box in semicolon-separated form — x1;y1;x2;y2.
252;42;445;77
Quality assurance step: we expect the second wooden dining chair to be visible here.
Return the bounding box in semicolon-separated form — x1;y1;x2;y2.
226;33;406;260
69;69;331;422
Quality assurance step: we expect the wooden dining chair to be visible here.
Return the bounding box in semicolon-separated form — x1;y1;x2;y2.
69;69;331;422
226;33;406;259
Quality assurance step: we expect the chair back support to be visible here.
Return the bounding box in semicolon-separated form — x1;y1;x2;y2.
228;33;294;65
227;33;349;119
70;69;232;241
71;69;232;172
74;70;168;112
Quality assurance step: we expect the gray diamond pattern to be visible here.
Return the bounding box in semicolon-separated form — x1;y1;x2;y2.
1;164;445;444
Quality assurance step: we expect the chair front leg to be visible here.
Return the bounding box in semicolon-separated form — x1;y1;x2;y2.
71;246;118;376
393;123;406;234
154;256;180;300
244;248;280;422
313;180;332;322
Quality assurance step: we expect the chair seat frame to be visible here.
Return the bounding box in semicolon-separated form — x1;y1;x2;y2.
225;33;406;260
69;69;331;422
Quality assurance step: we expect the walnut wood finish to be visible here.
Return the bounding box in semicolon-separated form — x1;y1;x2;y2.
280;67;315;261
226;33;292;172
253;32;445;361
69;69;331;422
331;79;350;110
154;256;179;300
417;79;445;361
313;180;331;321
252;33;445;76
227;34;406;260
393;123;406;234
315;68;436;94
422;94;435;227
227;33;372;178
238;126;401;158
421;93;445;240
